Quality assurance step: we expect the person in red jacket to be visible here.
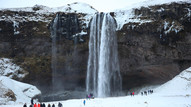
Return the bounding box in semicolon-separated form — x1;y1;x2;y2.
38;103;41;107
132;92;135;96
34;103;37;107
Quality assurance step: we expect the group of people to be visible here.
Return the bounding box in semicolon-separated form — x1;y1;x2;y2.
86;93;94;99
23;98;63;107
141;90;154;96
130;92;135;96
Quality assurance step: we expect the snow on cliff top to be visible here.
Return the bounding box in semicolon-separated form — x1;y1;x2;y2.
0;76;41;104
114;0;191;29
52;2;97;14
116;0;191;11
0;2;97;14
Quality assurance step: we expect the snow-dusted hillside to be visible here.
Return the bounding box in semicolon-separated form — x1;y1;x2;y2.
154;67;191;96
0;2;97;14
114;0;191;29
0;58;28;80
0;76;41;105
0;2;97;33
1;0;190;30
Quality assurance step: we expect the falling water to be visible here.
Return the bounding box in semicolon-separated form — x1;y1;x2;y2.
51;14;58;95
86;13;122;97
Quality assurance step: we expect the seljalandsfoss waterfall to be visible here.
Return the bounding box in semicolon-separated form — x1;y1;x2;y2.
86;13;122;97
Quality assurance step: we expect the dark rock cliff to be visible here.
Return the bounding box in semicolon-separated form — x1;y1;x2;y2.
116;2;191;90
0;2;191;96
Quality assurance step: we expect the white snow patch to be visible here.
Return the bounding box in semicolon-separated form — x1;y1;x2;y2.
187;8;191;17
118;0;191;11
114;9;153;30
0;58;28;79
0;76;41;104
157;7;165;12
114;0;191;30
12;21;20;35
0;2;97;15
185;8;191;21
72;30;87;38
0;2;97;27
164;21;169;30
154;67;191;96
52;2;97;14
162;20;184;34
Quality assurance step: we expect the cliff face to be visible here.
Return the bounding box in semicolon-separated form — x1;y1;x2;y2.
0;2;191;95
116;2;191;89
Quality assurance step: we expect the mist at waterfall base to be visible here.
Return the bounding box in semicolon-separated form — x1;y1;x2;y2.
39;13;86;102
86;13;122;97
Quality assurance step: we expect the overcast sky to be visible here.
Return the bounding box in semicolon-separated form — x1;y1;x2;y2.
0;0;148;12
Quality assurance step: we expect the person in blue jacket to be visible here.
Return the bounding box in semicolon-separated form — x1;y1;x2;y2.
83;99;86;106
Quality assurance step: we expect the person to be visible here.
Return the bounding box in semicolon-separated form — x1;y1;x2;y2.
132;92;135;96
151;90;153;94
34;103;37;107
130;92;132;96
83;99;86;106
48;104;51;107
38;103;40;107
141;92;143;96
58;102;63;107
52;104;55;107
30;104;33;107
42;103;46;107
144;91;147;96
31;98;34;105
23;103;27;107
148;90;150;94
90;93;93;98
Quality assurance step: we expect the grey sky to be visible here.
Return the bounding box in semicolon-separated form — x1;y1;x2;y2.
0;0;147;12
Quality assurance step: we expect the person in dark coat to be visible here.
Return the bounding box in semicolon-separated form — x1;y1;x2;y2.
42;103;46;107
29;105;33;107
144;91;147;95
58;102;62;107
52;104;55;107
141;92;143;96
31;98;34;105
48;104;51;107
23;103;27;107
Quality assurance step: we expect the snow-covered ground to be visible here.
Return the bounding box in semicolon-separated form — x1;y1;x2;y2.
1;67;190;107
0;76;41;105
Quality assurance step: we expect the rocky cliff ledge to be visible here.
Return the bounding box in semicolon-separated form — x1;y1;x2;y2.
116;2;191;89
0;2;190;95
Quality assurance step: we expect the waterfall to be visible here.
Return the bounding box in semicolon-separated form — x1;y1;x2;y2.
51;14;58;95
86;13;122;97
